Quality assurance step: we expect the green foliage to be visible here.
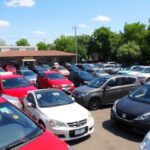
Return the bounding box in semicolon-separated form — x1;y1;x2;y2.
54;35;74;52
37;41;48;50
16;38;30;46
117;41;141;65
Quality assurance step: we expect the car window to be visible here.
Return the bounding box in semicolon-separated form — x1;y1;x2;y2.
122;77;136;85
47;73;64;79
106;78;118;87
27;94;36;105
0;102;42;149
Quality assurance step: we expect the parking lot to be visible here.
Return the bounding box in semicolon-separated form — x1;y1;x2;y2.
69;106;144;150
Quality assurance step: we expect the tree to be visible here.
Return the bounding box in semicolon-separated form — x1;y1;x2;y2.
37;42;48;50
16;38;30;46
88;27;114;61
117;41;141;65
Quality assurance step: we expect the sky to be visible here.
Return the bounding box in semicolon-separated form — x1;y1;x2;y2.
0;0;150;45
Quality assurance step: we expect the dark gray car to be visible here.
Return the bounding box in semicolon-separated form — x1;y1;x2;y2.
72;75;141;110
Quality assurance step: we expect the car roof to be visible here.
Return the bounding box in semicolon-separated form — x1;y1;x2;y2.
0;74;22;79
0;97;7;104
44;71;59;74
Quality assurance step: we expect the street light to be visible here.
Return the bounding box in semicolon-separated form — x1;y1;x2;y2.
72;26;78;64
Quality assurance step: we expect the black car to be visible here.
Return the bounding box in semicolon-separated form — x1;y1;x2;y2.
73;75;141;110
111;83;150;134
69;70;95;87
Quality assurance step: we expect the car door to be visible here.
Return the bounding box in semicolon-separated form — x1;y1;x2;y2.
37;73;48;88
120;77;139;97
24;93;39;121
102;77;123;104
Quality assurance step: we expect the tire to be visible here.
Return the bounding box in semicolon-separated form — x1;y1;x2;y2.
39;120;46;128
88;97;101;110
146;78;150;83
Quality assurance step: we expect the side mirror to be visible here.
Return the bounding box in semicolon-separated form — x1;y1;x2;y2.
27;102;36;108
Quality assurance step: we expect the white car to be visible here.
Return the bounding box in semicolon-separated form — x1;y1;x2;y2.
141;131;150;150
23;89;94;141
137;67;150;83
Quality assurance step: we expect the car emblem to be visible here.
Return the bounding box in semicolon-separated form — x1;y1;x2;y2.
122;113;126;119
76;122;81;127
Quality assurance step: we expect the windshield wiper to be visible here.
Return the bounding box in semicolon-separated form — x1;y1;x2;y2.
5;129;44;150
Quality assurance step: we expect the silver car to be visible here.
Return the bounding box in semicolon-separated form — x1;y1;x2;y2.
72;75;141;110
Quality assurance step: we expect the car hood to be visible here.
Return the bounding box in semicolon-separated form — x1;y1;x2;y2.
118;70;129;74
74;85;97;93
117;96;150;116
49;79;72;85
127;71;139;75
2;86;37;99
20;130;67;150
39;103;89;123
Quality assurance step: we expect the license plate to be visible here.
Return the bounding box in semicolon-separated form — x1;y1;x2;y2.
75;128;86;135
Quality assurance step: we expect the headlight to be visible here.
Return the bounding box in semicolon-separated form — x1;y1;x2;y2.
67;145;73;150
112;100;119;113
80;93;89;97
88;112;94;122
52;85;59;88
49;119;66;127
141;131;150;150
135;112;150;121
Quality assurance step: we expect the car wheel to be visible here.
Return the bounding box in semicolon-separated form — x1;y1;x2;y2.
88;97;101;110
39;120;46;128
146;78;150;83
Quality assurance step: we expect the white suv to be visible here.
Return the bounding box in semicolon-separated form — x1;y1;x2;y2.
23;89;94;141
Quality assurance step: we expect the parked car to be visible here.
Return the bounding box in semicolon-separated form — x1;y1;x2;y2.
18;66;29;71
73;75;141;110
117;65;144;75
52;66;70;77
111;83;150;134
36;71;74;94
127;66;146;76
29;65;45;74
4;64;17;74
23;89;94;141
137;66;150;83
18;70;37;85
69;71;95;87
1;94;22;109
85;68;109;78
0;97;71;150
0;74;37;104
41;64;51;71
140;131;150;150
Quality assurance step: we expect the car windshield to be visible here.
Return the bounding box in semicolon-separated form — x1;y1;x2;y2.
47;73;64;79
79;71;94;80
0;102;43;149
35;90;74;107
95;69;105;74
57;66;66;70
23;71;35;76
42;65;51;70
88;77;108;88
2;77;31;89
132;66;144;72
129;84;150;104
0;68;5;72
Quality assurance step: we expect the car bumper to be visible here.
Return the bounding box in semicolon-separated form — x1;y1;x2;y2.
111;109;150;134
45;119;94;141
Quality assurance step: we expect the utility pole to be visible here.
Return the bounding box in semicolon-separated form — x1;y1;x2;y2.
72;26;78;64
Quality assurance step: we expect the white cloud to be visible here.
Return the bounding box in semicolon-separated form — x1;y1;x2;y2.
33;31;46;35
92;15;111;23
5;0;35;7
77;24;87;29
0;20;10;28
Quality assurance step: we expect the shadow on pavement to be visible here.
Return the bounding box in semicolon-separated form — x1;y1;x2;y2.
102;120;144;143
67;135;90;146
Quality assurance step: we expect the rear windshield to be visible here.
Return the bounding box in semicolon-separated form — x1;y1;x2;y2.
47;73;64;79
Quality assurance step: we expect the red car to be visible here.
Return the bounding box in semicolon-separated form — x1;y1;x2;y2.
36;71;75;94
0;74;37;104
0;97;71;150
4;64;17;74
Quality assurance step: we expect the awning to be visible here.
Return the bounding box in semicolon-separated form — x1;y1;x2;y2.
22;58;35;62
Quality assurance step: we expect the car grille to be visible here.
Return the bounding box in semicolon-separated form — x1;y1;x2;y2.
116;109;137;121
67;119;87;127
